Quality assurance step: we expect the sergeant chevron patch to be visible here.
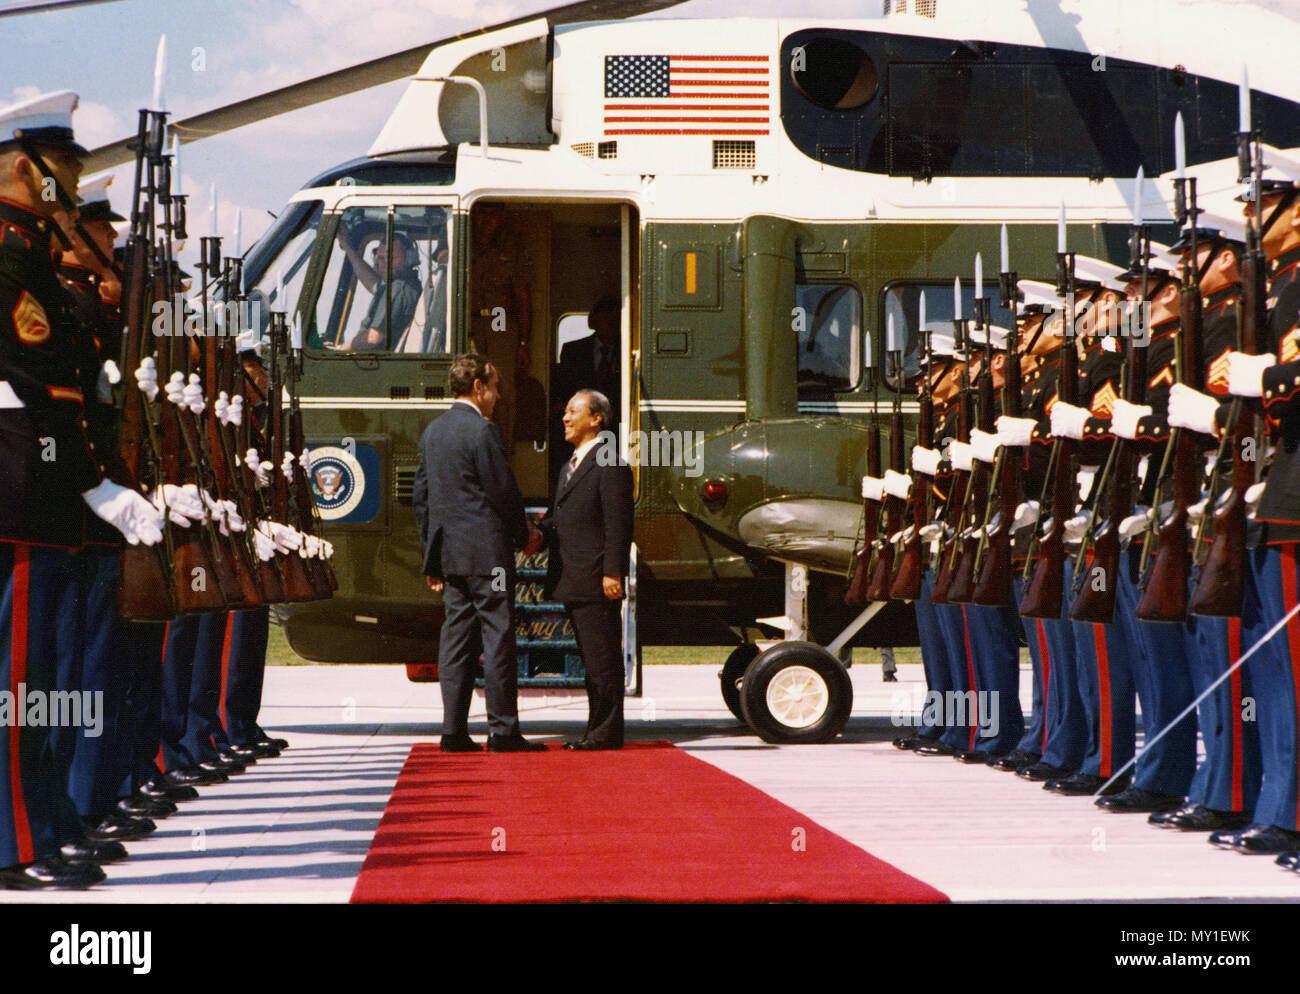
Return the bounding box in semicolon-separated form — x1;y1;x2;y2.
12;290;50;344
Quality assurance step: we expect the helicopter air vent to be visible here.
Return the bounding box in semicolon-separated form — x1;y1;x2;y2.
394;465;418;507
424;385;444;399
597;141;618;159
572;142;594;158
713;140;755;170
883;0;936;15
390;386;411;400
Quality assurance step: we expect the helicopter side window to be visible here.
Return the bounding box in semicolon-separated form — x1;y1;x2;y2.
311;205;451;354
795;282;861;394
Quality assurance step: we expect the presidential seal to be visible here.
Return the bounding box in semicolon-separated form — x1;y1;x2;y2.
306;445;365;521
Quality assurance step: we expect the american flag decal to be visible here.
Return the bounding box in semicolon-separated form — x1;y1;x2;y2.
603;54;770;136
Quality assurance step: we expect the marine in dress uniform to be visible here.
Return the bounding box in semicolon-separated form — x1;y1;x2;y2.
0;92;164;889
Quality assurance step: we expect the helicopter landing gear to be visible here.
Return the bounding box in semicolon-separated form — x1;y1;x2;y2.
727;563;883;744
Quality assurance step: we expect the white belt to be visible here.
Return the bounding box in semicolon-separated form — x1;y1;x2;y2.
0;381;24;409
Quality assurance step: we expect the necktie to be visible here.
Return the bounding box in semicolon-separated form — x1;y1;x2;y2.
562;453;579;489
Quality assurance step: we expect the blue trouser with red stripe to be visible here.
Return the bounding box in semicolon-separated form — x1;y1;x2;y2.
220;607;270;748
119;620;165;793
159;614;204;772
1013;575;1047;757
1028;561;1088;771
1187;612;1262;814
0;543;83;866
179;612;228;764
1243;541;1300;831
915;570;953;740
52;546;128;823
1124;553;1197;797
965;601;1024;754
934;596;976;750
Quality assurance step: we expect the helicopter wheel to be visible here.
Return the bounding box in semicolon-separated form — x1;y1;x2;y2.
719;643;759;722
739;641;853;744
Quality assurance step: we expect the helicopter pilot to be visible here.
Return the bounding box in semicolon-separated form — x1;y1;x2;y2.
334;227;421;351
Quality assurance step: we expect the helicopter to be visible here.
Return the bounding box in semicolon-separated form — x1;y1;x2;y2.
72;0;1300;743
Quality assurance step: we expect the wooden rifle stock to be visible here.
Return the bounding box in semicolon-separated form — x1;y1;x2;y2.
845;421;882;605
973;316;1023;606
948;361;995;603
267;316;319;602
1190;246;1263;616
889;381;932;601
866;399;905;601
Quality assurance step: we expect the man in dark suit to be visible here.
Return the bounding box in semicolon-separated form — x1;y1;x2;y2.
413;353;546;753
540;390;634;750
551;297;621;477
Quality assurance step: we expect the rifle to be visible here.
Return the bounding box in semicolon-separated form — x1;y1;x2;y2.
845;341;883;605
285;313;337;597
116;108;177;620
890;319;932;601
1020;252;1080;619
1136;167;1203;622
1069;228;1151;625
972;264;1023;606
866;332;906;601
1189;128;1265;617
267;311;321;602
930;312;971;604
947;291;995;604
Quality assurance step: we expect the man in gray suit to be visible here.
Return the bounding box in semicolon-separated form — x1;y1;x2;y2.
413;353;546;752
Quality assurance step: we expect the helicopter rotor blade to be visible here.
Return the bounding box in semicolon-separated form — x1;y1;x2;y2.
0;0;133;16
82;0;688;173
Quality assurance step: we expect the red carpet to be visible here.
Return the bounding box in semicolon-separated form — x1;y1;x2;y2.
350;742;947;903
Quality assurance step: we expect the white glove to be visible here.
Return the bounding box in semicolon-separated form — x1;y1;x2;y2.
83;480;164;546
281;450;296;481
911;446;942;476
919;522;944;542
1188;497;1207;526
883;469;912;500
150;482;206;527
96;359;121;403
182;373;205;415
228;394;244;427
321;539;334;560
949;440;974;472
1012;500;1040;532
221;499;245;533
1110;399;1153;441
245;448;271;487
1063;512;1090;543
1050;401;1091;440
215;391;231;426
251;525;276;561
135;357;159;401
861;475;885;501
269;520;302;553
164;370;185;406
1168;383;1220;435
303;534;321;559
995;415;1037;448
970;428;1000;464
1119;507;1153;539
1077;467;1096;501
1246;481;1265;510
235;329;263;357
299;448;311;472
1226;351;1276;398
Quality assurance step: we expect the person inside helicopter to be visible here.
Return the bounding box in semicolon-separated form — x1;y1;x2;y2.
333;227;422;351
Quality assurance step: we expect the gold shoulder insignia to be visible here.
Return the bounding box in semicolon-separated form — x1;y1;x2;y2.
12;290;51;345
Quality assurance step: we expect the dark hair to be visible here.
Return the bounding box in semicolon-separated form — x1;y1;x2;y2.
588;296;620;327
574;389;613;430
448;352;493;398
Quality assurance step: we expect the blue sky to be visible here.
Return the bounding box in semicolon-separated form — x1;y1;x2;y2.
3;0;867;264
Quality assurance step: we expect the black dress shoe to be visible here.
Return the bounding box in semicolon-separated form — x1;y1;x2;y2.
257;734;290;751
440;734;483;753
1274;851;1300;870
140;778;199;802
198;755;246;775
915;740;958;757
892;733;924;751
953;748;995;764
1227;823;1300;854
118;795;176;819
220;747;256;766
486;734;548;753
882;672;898;683
0;856;105;890
1045;772;1131;796
1018;762;1075;782
164;767;226;787
61;838;128;865
1096;786;1184;813
84;812;155;842
562;739;621;751
1156;804;1252;832
992;751;1039;771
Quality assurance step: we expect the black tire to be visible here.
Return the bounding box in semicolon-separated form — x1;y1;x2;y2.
739;642;853;744
719;643;760;721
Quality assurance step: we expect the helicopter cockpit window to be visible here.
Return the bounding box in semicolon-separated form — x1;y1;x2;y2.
310;205;451;354
795;282;861;394
245;200;323;336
